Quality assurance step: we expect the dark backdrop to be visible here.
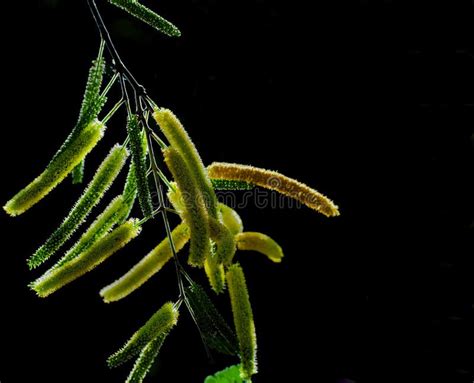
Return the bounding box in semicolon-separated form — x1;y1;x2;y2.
1;1;472;382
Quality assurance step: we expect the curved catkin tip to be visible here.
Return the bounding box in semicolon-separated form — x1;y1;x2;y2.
209;218;237;266
208;162;340;217
30;219;141;298
100;222;190;303
109;0;181;37
153;108;218;218
219;204;244;236
236;232;284;263
126;115;153;218
125;333;167;383
27;144;129;269
55;196;128;269
107;302;179;368
204;249;225;294
163;147;210;267
3;120;105;217
226;264;257;380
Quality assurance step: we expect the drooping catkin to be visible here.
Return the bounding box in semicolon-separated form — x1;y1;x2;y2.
126;115;153;218
125;334;167;383
55;195;129;268
219;204;244;236
108;0;181;37
107;302;179;368
208;162;340;217
153;108;218;219
226;264;258;380
30;219;141;298
27;144;129;269
100;222;190;303
236;232;284;263
3;120;105;217
163;147;210;267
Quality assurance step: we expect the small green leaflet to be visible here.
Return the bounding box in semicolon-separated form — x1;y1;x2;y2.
204;365;244;383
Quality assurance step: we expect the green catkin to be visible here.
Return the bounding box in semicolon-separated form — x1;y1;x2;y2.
126;115;153;218
163;147;210;267
71;159;86;185
235;232;284;263
120;161;138;224
211;179;254;191
107;302;179;368
27;144;129;269
125;334;167;383
74;45;106;137
108;0;181;37
121;130;147;224
71;43;107;184
54;196;129;268
219;204;244;236
226;264;257;380
204;244;226;294
153;108;218;219
209;217;237;266
3;120;105;217
100;222;190;303
208;162;340;217
30;219;141;298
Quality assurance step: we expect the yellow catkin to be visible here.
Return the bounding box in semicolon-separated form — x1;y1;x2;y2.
31;219;141;298
207;162;340;217
163;147;210;267
4;120;105;216
226;264;257;380
100;222;190;303
235;232;284;263
153;108;218;219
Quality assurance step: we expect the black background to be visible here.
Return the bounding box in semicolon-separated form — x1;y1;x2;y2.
1;1;473;382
